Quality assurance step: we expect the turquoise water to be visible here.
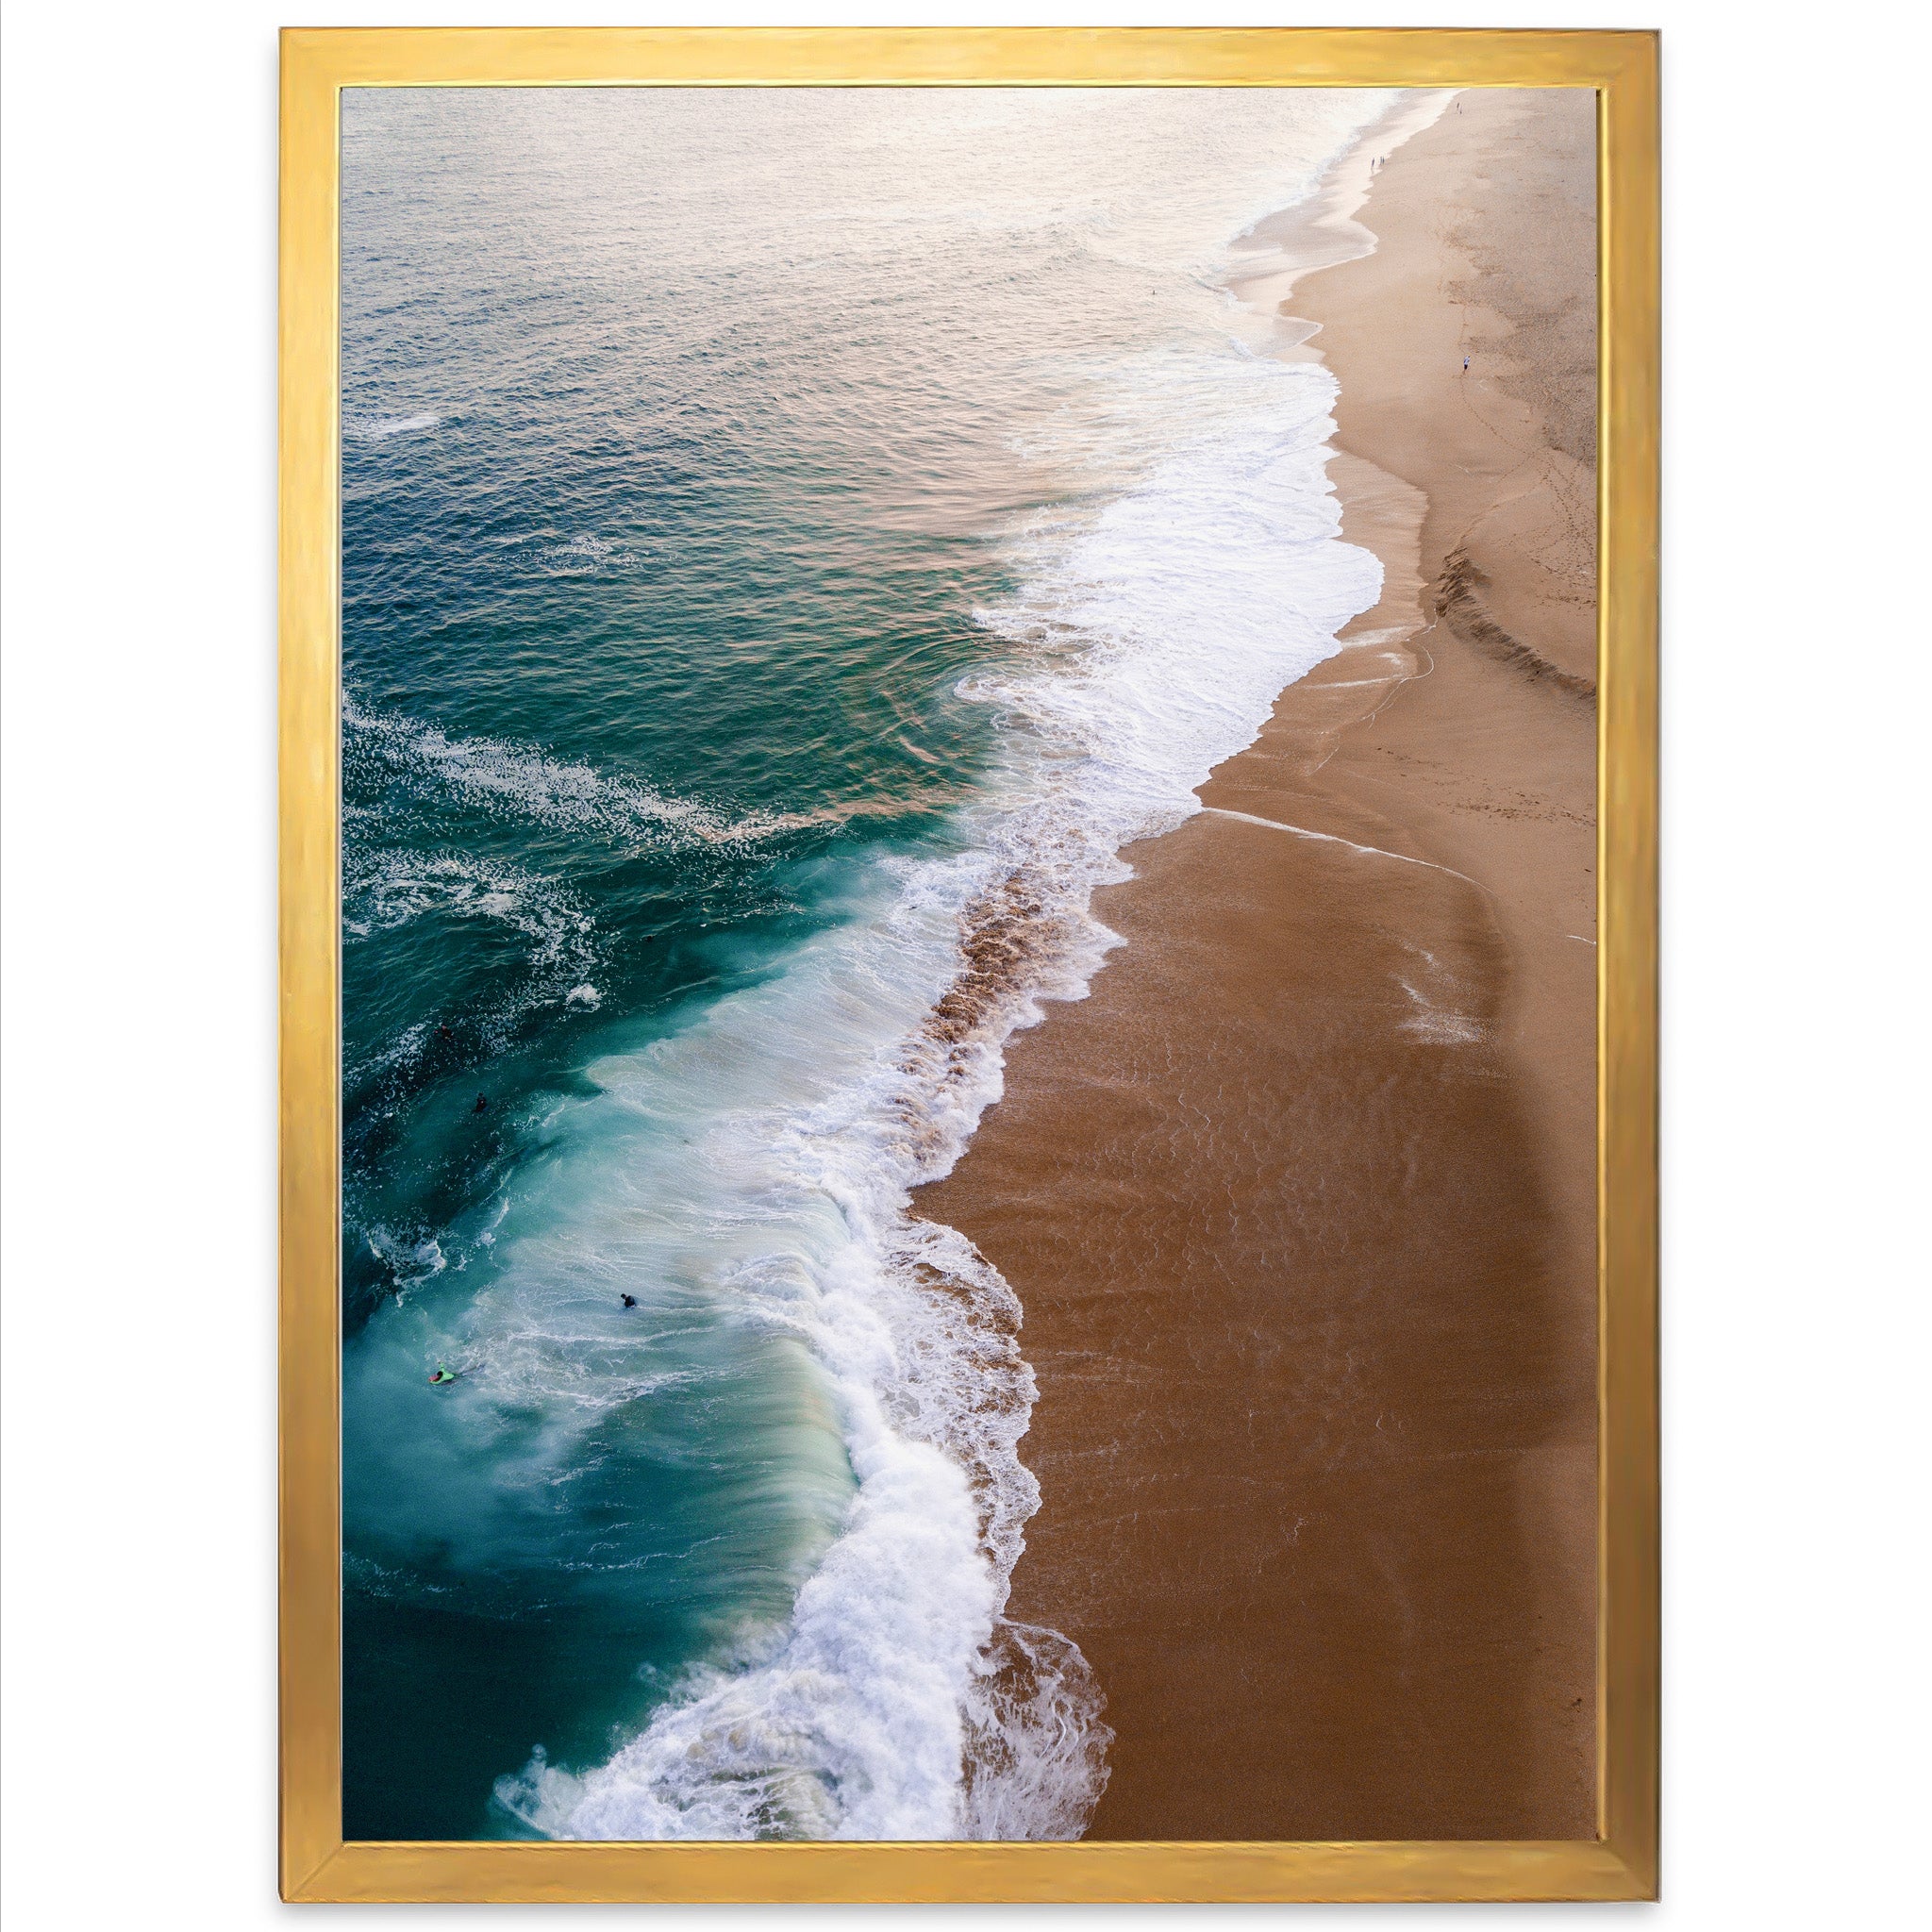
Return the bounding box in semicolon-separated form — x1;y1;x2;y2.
341;85;1389;1841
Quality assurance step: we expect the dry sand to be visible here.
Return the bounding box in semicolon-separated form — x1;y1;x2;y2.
916;88;1600;1841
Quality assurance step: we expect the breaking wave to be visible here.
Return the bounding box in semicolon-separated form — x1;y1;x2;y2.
344;698;792;854
344;410;442;442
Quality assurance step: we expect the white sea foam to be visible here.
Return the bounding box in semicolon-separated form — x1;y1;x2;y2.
345;699;957;858
342;850;606;1087
533;532;643;574
345;410;441;442
972;352;1380;849
365;1225;448;1289
344;698;792;854
1394;942;1488;1046
343;848;593;957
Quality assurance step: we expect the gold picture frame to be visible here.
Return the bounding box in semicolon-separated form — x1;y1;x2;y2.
280;25;1657;1904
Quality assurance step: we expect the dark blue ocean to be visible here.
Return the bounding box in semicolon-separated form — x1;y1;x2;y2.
340;84;1389;1841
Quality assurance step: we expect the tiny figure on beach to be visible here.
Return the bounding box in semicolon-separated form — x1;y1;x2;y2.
473;1093;489;1114
1463;355;1471;373
429;1364;458;1386
621;1293;637;1309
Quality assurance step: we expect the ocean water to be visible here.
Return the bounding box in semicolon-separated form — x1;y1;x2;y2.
340;84;1393;1842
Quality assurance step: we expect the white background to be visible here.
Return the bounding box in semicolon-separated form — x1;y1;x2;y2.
4;0;1926;1924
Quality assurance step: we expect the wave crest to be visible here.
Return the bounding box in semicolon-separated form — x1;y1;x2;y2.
344;698;789;854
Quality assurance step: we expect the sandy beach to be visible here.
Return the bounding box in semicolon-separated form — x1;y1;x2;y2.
916;89;1600;1841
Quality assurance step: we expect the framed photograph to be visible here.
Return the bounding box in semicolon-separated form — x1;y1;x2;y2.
279;26;1657;1904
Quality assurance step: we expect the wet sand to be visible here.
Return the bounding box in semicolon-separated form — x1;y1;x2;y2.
917;90;1600;1841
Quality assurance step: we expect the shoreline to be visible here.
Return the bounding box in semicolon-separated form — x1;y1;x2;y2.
917;89;1600;1840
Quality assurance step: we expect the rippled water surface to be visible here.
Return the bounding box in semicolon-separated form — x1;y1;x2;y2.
341;85;1391;1841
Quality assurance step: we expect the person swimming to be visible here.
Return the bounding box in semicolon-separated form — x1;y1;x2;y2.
620;1294;637;1309
429;1364;458;1385
473;1093;489;1114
